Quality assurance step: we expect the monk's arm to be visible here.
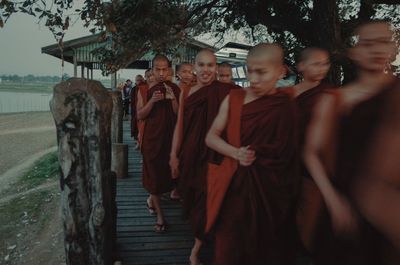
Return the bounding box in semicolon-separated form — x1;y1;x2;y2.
304;94;358;232
303;95;342;208
205;96;239;159
170;92;184;158
136;91;154;120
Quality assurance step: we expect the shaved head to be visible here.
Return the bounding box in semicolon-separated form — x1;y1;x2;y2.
298;47;329;63
247;43;284;65
194;48;217;86
152;54;170;67
177;62;193;72
218;62;233;84
195;49;216;63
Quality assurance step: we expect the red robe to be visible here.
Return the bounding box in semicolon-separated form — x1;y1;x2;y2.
178;80;238;239
142;81;180;195
313;78;400;265
208;89;299;265
294;83;334;250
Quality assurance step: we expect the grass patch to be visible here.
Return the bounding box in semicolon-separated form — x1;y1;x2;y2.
0;82;54;94
19;152;59;190
0;152;59;199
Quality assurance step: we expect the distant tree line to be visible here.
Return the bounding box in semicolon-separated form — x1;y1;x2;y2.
0;74;70;83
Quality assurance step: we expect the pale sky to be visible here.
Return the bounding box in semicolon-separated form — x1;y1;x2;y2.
0;12;144;80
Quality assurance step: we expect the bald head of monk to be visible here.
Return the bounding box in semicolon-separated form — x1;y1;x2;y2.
350;21;396;73
194;49;217;86
218;63;233;84
246;43;286;96
297;47;331;82
152;54;170;83
177;63;194;86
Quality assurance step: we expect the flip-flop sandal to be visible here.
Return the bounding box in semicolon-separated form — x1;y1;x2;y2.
154;222;167;233
146;199;156;215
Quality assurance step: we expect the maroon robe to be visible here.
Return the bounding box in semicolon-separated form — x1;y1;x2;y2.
212;90;299;265
178;80;237;239
294;83;335;250
142;81;180;194
313;78;400;265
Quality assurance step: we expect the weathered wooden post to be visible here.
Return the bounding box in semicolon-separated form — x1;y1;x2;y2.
111;143;128;178
109;91;123;144
50;78;114;265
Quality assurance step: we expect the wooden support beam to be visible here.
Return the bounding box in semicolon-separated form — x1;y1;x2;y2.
50;79;115;265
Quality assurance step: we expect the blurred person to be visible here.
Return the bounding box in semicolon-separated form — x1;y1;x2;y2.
130;74;145;143
217;62;234;84
122;79;132;118
290;47;334;251
304;20;399;265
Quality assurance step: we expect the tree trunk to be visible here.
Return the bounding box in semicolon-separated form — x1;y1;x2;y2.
50;78;115;265
109;91;123;144
312;0;343;85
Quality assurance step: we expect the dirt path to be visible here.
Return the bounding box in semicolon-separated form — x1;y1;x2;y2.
17;197;65;265
0;112;64;265
0;180;58;205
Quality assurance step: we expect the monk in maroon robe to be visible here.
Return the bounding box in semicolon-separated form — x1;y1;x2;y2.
304;21;400;265
170;50;238;265
289;47;334;251
130;75;145;140
169;62;195;201
206;43;299;265
137;54;180;232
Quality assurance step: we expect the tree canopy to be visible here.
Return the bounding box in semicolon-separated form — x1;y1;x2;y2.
1;0;399;82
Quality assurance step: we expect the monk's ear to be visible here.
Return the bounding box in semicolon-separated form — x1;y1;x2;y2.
297;61;305;74
278;64;287;79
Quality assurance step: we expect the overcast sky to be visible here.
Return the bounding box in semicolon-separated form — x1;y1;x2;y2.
0;12;144;80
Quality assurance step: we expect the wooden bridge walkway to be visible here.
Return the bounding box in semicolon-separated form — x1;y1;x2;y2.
115;121;310;265
115;122;213;265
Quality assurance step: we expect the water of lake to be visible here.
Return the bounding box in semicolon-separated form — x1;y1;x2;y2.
0;91;53;113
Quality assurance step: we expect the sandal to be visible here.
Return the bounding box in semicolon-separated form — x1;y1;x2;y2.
154;222;167;233
146;198;156;215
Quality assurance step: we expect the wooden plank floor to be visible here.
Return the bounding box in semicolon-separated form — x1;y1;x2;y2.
115;121;213;265
116;121;310;265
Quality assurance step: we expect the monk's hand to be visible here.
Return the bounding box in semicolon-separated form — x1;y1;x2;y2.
236;146;256;166
169;155;179;179
150;90;164;103
327;191;359;236
164;83;175;100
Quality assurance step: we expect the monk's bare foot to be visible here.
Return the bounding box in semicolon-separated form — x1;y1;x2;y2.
170;189;180;200
189;254;203;265
146;197;156;215
154;222;167;233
